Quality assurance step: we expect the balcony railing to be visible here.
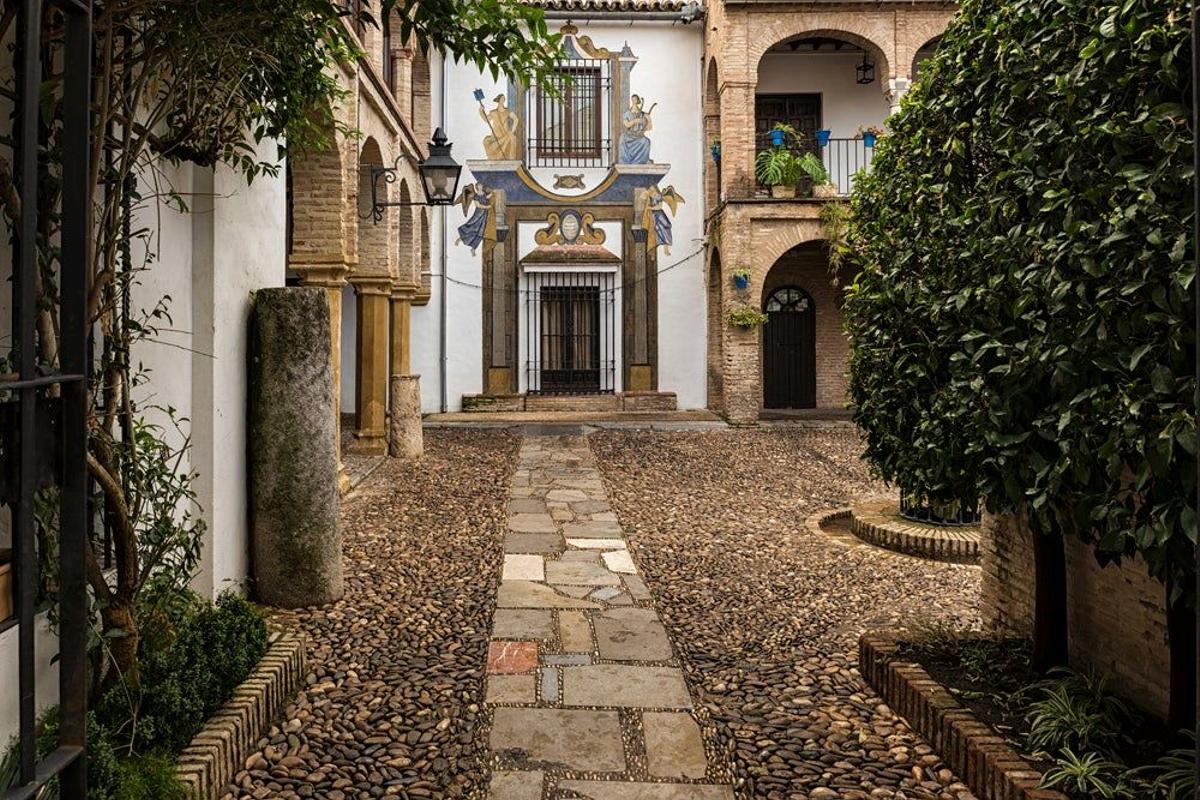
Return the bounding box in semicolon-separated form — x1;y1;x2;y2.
752;132;876;198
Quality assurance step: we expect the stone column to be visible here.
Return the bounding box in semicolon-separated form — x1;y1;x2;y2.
390;285;413;379
720;81;756;198
349;276;391;455
250;287;343;607
885;77;912;116
389;375;423;458
292;262;351;490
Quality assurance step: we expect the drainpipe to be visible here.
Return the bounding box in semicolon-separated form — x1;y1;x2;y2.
439;52;449;412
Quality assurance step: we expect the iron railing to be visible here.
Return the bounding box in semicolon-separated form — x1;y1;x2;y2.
0;1;92;797
524;271;618;395
754;132;876;197
525;61;612;168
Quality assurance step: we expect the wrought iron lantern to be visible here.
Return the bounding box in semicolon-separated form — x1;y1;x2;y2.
368;127;462;223
855;54;876;85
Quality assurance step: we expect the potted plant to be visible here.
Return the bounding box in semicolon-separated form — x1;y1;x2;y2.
755;146;802;199
798;152;838;198
767;121;800;148
815;128;832;147
710;136;721;164
858;124;884;148
727;304;769;329
732;267;751;290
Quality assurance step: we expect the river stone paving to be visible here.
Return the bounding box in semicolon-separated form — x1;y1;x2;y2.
484;433;735;799
226;430;519;800
590;426;982;800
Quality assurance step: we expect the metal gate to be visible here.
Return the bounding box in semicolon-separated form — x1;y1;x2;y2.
762;286;816;409
523;271;618;395
1;1;92;796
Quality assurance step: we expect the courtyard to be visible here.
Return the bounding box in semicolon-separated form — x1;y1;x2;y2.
228;425;980;800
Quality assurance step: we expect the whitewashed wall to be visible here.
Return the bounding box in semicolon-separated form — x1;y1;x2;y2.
756;51;890;138
411;20;707;411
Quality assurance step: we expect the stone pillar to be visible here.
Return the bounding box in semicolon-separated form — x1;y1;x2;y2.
390;286;412;378
389;375;423;458
720;81;756;198
250;287;343;607
349;276;391;455
291;263;350;491
885;77;912;116
722;324;762;426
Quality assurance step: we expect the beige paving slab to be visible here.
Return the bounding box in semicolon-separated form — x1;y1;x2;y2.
601;550;638;574
556;781;735;799
545;560;622;586
566;538;627;550
489;770;543;800
498;581;600;609
642;712;709;779
486;674;537;704
490;708;626;773
492;609;555;640
558;610;594;652
593;607;673;661
561;664;692;709
503;554;546;581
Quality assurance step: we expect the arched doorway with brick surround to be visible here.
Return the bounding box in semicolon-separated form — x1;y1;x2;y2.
706;248;725;412
704;58;721;209
760;240;849;412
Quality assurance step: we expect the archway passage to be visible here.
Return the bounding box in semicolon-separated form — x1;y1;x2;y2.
762;286;816;409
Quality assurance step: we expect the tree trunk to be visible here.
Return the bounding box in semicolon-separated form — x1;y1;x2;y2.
1031;517;1068;672
99;602;139;689
1166;582;1196;731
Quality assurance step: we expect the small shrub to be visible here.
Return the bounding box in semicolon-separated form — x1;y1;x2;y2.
727;305;769;329
96;591;268;755
1041;748;1126;799
1026;668;1136;756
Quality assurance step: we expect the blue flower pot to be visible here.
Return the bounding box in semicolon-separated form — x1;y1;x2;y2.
711;143;721;163
863;133;878;148
815;129;832;147
769;129;786;147
734;274;750;290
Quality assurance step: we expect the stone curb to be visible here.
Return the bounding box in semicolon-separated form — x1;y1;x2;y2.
858;633;1067;800
850;500;981;564
175;630;306;799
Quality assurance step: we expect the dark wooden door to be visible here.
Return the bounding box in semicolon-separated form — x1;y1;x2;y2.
763;287;816;409
755;93;822;141
540;285;601;393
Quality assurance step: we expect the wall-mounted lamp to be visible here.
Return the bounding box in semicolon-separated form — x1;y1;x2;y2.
856;54;876;85
367;128;463;224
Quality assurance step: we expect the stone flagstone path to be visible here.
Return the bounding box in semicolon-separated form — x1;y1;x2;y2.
485;432;735;799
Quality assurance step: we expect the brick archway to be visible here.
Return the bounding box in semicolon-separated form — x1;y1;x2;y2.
753;26;892;84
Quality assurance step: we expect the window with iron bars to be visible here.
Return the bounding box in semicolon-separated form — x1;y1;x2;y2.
527;62;611;168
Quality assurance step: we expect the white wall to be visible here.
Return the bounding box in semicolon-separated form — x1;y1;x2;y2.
412;20;707;411
756;51;891;139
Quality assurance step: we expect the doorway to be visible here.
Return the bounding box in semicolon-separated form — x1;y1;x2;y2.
762;286;816;408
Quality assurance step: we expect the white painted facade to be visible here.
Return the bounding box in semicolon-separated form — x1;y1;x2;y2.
410;20;708;411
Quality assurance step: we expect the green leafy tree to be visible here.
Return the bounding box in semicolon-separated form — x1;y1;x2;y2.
8;0;560;688
841;0;1194;717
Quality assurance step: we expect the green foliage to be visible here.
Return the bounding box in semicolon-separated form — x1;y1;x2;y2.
95;592;268;756
1042;749;1127;799
1130;731;1197;799
797;152;830;184
731;267;752;282
728;305;769;329
754;147;802;187
1026;668;1135;754
841;0;1195;603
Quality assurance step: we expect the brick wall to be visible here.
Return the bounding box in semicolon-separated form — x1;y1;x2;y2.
980;510;1171;720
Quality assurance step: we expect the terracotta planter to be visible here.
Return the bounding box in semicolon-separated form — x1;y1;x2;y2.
0;561;11;621
769;184;796;199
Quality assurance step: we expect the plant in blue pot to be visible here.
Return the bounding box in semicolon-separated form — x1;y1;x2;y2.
710;136;721;163
732;267;751;290
815;129;832;147
858;124;884;148
767;122;799;148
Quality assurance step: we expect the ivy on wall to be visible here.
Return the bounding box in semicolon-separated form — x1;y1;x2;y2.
843;0;1195;603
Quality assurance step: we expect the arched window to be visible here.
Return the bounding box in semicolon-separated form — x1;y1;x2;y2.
764;286;814;313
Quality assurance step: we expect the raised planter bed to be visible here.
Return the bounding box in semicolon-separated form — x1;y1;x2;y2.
850;499;980;564
859;633;1066;800
176;630;305;799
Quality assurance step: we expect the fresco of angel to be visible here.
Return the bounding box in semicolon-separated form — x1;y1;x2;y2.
454;182;497;255
640;185;684;254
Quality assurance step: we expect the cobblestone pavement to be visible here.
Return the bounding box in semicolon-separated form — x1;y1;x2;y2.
228;430;519;800
484;432;735;799
590;426;982;800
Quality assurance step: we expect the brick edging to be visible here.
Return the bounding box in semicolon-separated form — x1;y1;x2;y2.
858;633;1066;800
176;630;306;799
850;500;981;564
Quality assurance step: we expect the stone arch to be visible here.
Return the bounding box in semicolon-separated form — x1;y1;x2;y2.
397;180;416;285
287;105;347;268
706;247;725;411
356;137;390;278
704;58;721;210
748;221;826;299
754;28;892;85
912;35;942;79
